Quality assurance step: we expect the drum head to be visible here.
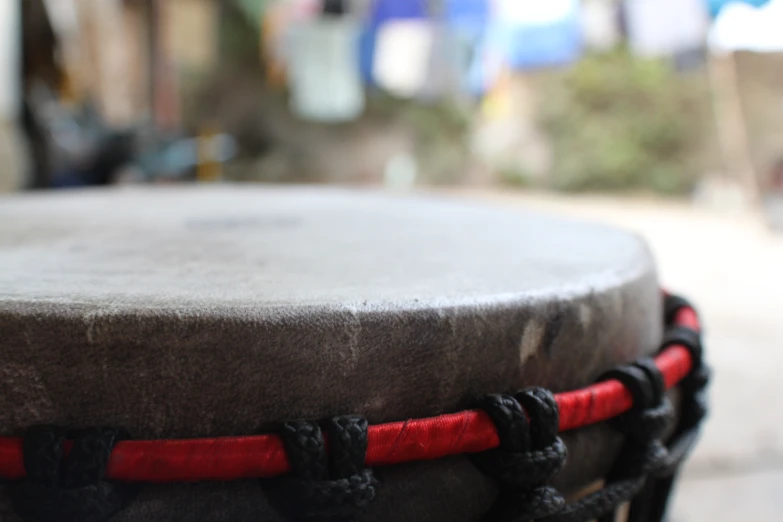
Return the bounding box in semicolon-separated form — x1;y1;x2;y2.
0;186;662;521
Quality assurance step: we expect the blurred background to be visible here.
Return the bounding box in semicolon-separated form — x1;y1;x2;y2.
2;0;783;206
3;0;783;520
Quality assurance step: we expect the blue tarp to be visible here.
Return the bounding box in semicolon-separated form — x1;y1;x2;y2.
496;20;583;70
369;0;427;25
445;0;490;27
445;0;490;95
487;1;583;70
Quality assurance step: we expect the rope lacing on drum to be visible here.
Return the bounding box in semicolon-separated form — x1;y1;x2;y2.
474;294;709;522
273;416;378;522
625;296;710;522
9;426;138;522
472;389;568;521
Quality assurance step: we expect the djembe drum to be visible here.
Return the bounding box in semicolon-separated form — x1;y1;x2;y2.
0;187;708;522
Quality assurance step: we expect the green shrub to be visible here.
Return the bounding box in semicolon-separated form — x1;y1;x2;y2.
536;49;716;194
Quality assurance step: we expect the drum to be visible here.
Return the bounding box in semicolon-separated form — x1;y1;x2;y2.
0;187;707;522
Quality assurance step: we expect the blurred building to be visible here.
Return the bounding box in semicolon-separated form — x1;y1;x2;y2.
0;0;24;191
3;0;782;201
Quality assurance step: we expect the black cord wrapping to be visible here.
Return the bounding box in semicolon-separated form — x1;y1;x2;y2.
275;416;377;522
474;294;709;522
472;388;568;521
663;295;692;326
539;361;672;522
9;426;138;522
597;360;674;522
624;295;711;522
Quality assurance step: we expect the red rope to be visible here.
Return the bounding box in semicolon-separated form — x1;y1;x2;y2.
0;306;699;483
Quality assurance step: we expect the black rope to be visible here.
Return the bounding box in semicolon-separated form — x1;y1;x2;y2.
600;360;673;522
627;297;710;522
663;294;693;326
9;426;138;522
661;326;703;372
473;380;670;522
275;416;377;522
472;388;568;521
472;294;709;522
545;476;647;522
604;359;674;468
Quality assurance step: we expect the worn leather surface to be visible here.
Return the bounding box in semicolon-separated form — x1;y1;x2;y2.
0;186;661;521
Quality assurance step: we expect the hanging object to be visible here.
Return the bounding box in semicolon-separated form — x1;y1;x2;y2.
706;0;772;17
416;0;492;100
709;0;783;52
287;3;364;122
0;0;23;192
322;0;346;15
624;0;710;57
361;0;428;86
0;0;21;119
581;0;621;51
373;19;434;98
370;0;428;25
262;0;321;87
443;0;491;96
465;38;505;96
420;23;454;100
488;0;583;70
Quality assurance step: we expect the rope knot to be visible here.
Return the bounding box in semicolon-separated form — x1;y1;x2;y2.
497;485;567;522
604;358;673;431
277;416;377;522
473;388;568;521
10;426;137;522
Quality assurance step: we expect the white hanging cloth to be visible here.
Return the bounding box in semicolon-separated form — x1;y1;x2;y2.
0;0;21;118
581;0;621;51
709;0;783;53
624;0;710;57
372;20;435;98
287;16;365;122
